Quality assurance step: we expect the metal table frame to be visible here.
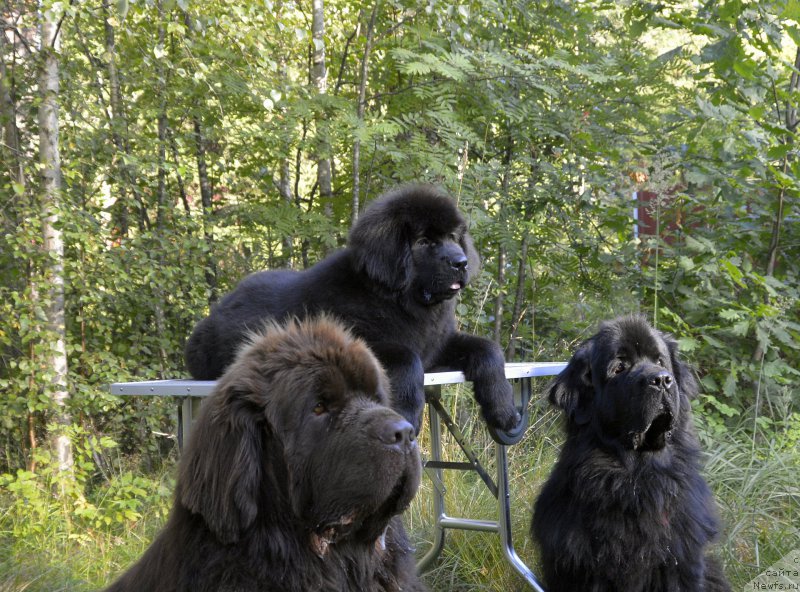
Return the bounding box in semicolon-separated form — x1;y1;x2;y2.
110;361;565;590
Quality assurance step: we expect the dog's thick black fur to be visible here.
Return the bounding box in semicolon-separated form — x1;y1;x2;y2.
531;316;730;592
185;184;517;433
105;317;425;592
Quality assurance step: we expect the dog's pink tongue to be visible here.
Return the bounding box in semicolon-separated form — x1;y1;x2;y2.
451;282;461;290
310;530;333;559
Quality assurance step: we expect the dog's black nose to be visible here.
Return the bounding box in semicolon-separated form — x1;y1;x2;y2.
449;253;468;271
377;418;416;449
649;371;673;388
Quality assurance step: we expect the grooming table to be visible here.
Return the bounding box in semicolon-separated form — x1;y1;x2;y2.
110;361;565;590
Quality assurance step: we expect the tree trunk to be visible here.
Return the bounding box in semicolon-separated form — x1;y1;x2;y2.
505;231;530;362
311;0;333;220
275;0;294;267
194;116;218;303
493;245;506;345
146;1;170;371
352;4;378;226
753;46;799;364
38;8;73;476
0;31;24;192
168;127;189;213
102;0;137;236
154;1;169;230
765;47;800;279
493;134;513;345
278;158;294;266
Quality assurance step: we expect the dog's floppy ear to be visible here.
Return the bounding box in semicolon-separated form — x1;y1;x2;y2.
348;204;413;291
665;335;699;400
178;380;265;544
549;339;594;425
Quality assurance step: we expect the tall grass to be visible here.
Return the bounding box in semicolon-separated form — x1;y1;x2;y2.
0;383;797;591
701;420;800;585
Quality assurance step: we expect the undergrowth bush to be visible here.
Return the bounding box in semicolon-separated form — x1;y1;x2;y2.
0;427;175;591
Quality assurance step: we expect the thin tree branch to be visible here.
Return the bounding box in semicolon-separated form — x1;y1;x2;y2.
50;0;77;50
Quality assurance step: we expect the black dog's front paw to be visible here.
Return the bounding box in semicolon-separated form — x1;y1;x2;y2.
474;378;520;432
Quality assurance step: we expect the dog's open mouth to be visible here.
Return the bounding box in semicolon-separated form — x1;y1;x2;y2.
309;472;416;558
633;409;674;451
356;473;414;542
310;513;357;558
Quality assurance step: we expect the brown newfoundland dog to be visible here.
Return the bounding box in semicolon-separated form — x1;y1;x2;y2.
105;317;425;592
531;316;730;592
184;184;519;437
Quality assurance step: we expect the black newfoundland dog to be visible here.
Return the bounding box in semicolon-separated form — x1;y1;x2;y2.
531;316;730;592
185;184;518;434
105;317;425;592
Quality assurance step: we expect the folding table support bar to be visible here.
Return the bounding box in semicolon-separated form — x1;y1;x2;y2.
416;381;547;592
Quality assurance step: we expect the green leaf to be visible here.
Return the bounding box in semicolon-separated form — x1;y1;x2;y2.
781;0;800;23
730;320;750;336
767;143;792;160
719;308;741;321
720;258;746;288
678;256;695;271
116;0;128;21
732;58;757;80
787;25;800;46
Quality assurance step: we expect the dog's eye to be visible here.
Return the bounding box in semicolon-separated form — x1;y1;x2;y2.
657;358;666;367
415;237;433;248
312;401;328;415
613;361;626;375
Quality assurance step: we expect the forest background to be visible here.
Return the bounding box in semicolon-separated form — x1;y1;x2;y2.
1;0;798;590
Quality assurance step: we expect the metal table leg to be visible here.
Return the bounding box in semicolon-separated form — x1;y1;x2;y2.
496;442;546;591
416;388;447;572
416;379;547;590
177;396;202;450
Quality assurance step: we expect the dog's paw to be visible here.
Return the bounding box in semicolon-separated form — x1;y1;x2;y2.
474;378;520;432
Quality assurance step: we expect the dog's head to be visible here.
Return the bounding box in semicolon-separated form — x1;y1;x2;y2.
348;184;480;304
178;317;421;554
549;316;698;452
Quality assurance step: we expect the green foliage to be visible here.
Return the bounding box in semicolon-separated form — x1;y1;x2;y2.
1;0;798;589
633;0;800;421
0;427;174;590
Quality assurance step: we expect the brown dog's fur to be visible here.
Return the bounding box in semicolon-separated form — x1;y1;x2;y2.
104;317;425;592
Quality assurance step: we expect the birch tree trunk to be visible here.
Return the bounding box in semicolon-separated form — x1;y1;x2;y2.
38;6;73;475
276;0;294;267
311;0;333;219
351;4;378;226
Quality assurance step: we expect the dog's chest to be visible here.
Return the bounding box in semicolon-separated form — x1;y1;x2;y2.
579;461;691;570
